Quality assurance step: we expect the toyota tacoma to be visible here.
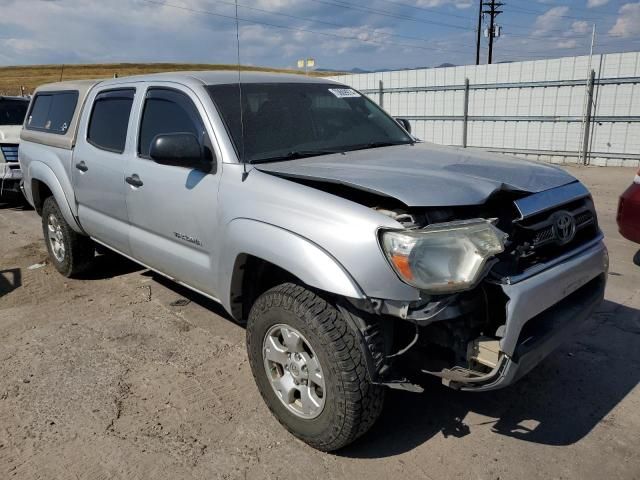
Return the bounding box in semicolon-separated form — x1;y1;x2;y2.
19;72;608;451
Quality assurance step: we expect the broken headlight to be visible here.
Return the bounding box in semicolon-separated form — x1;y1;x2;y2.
381;219;507;293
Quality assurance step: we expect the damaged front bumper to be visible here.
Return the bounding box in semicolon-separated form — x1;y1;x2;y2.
359;236;608;393
438;237;607;391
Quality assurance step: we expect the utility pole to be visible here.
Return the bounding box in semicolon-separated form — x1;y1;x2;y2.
476;0;483;65
483;0;503;64
579;25;597;165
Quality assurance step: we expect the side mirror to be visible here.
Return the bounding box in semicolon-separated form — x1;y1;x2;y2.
149;133;210;170
395;117;412;134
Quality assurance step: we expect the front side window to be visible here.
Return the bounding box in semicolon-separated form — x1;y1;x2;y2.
138;88;205;158
0;99;29;126
207;83;413;163
87;89;135;153
26;91;78;134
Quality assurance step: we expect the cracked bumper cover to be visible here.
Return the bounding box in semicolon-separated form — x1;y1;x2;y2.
449;239;608;392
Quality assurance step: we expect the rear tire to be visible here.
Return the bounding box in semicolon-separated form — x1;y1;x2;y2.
41;196;94;277
246;283;385;451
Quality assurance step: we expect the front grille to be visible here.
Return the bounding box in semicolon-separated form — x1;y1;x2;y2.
493;196;599;277
520;201;596;249
533;226;554;244
1;144;19;162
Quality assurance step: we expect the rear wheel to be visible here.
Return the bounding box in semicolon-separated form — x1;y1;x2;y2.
246;283;385;451
41;196;94;277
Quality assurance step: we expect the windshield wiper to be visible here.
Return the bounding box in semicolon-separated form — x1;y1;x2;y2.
344;141;413;152
250;149;342;164
249;141;412;164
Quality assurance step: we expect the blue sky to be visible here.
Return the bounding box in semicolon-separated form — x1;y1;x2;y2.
0;0;638;70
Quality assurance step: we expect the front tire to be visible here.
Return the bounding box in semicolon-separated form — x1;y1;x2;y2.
41;196;94;277
246;283;384;451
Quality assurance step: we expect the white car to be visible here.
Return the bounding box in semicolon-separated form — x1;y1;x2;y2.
0;96;29;196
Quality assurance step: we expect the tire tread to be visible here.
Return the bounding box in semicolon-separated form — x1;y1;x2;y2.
42;196;94;277
247;283;384;451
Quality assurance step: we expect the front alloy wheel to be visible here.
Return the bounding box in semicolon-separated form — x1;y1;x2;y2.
263;324;326;419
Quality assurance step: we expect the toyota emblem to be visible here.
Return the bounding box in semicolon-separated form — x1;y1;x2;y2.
552;211;576;245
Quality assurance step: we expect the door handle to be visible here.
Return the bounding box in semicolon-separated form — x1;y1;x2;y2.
75;161;88;172
125;174;143;188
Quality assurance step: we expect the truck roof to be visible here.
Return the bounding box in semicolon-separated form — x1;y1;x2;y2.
20;71;341;150
106;70;337;87
35;71;336;93
34;79;102;94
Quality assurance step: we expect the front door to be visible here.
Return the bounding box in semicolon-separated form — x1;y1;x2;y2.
125;84;222;297
73;86;137;255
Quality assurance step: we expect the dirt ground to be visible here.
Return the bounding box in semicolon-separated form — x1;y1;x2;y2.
1;165;639;480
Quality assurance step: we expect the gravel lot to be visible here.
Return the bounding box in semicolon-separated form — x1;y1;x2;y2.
1;165;639;480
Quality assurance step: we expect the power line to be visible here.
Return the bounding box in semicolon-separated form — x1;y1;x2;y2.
141;0;638;66
510;1;618;21
334;0;607;38
304;0;476;31
324;0;601;38
507;3;620;21
202;0;473;46
341;0;473;21
311;0;585;42
140;0;474;56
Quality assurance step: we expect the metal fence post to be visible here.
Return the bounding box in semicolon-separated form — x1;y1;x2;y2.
462;78;470;148
581;70;596;165
379;80;384;108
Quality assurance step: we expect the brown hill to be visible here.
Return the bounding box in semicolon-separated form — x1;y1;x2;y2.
0;63;344;96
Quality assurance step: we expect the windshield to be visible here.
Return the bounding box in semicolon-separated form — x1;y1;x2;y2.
0;98;29;126
206;83;413;163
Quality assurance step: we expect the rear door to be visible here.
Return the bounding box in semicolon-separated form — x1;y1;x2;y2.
73;86;137;255
125;83;222;296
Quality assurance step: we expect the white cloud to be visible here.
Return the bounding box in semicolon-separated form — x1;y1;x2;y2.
532;6;570;36
414;0;473;9
514;6;593;53
557;39;578;48
609;3;640;38
587;0;611;7
571;20;590;34
0;0;401;69
252;0;300;10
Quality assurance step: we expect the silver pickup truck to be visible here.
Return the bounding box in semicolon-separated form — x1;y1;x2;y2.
19;72;608;451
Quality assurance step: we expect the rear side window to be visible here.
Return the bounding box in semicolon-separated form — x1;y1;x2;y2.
0;99;29;126
26;91;78;134
138;88;204;158
87;89;135;153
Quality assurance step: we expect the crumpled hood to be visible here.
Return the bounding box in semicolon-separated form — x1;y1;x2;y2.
254;142;577;206
0;125;21;143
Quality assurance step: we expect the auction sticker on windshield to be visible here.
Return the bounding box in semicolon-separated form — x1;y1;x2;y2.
328;88;361;98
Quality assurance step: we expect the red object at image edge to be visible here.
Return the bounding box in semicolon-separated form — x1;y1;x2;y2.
617;178;640;244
